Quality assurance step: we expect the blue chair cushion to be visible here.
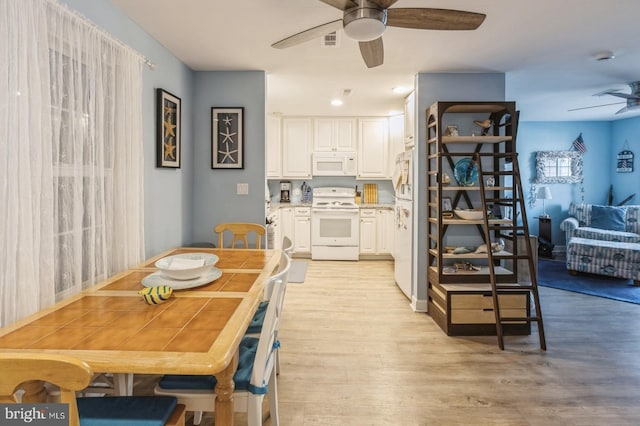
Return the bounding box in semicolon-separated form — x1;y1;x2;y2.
246;301;268;334
77;395;177;426
159;337;259;392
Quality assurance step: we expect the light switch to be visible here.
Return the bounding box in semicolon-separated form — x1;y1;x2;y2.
237;183;249;195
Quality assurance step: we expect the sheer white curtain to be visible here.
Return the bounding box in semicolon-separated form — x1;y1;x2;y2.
0;0;145;327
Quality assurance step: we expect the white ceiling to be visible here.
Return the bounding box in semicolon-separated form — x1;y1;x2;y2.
112;0;640;121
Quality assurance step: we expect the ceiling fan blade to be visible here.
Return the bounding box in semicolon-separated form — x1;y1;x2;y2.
359;37;384;68
318;0;358;11
272;20;343;49
616;106;631;114
387;8;486;30
593;88;640;100
603;92;639;100
567;101;625;112
367;0;400;9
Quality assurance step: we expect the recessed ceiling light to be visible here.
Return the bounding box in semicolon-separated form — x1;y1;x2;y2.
331;99;343;106
392;86;409;94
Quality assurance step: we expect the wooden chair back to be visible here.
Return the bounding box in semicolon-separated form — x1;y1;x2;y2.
0;353;94;426
0;353;185;426
214;222;266;249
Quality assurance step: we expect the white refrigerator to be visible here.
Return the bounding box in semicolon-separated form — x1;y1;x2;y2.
394;149;413;300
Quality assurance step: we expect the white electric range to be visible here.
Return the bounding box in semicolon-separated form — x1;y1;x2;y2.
311;187;360;260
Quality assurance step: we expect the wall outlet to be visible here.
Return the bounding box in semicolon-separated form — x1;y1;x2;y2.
237;183;249;195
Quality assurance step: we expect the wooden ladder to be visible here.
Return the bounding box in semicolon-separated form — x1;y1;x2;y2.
475;151;547;351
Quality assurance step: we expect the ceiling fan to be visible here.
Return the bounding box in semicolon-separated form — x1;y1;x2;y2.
569;81;640;114
271;0;486;68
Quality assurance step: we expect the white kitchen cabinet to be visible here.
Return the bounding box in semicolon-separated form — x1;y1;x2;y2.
359;209;377;254
279;206;295;248
357;117;389;179
282;118;312;178
360;208;394;255
266;115;282;178
313;118;356;152
377;208;394;255
294;207;311;253
404;91;415;148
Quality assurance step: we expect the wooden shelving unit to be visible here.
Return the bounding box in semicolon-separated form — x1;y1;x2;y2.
425;101;546;349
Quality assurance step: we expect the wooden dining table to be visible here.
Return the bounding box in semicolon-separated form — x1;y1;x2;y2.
0;247;281;426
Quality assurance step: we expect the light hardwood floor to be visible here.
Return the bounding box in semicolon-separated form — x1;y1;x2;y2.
138;260;640;425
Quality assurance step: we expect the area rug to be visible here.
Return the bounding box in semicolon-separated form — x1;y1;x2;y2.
537;258;640;304
288;260;308;283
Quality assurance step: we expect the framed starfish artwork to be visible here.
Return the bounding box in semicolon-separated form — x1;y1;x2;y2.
156;88;181;168
211;107;244;169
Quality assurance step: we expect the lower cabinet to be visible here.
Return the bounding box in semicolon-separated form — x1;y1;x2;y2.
279;207;295;249
359;208;393;256
428;281;531;336
293;207;311;254
359;209;377;254
278;206;310;255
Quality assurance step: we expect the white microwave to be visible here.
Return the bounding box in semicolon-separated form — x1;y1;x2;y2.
312;152;357;176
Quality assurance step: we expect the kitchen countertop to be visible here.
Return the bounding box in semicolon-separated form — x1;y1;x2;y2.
358;203;394;209
268;202;393;215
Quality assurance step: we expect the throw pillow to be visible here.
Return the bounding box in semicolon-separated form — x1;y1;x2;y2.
590;205;626;232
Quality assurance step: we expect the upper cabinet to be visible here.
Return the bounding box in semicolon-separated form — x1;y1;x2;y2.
313;118;356;152
282;118;312;178
404;91;415;148
358;117;389;179
269;115;392;179
266;116;281;178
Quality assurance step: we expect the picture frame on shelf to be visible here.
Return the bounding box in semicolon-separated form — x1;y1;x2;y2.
442;197;453;218
211;107;244;169
156;89;181;168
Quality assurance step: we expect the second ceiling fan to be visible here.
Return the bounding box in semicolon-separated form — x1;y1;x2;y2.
271;0;486;68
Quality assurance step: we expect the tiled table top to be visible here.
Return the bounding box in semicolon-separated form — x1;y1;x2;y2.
0;248;281;375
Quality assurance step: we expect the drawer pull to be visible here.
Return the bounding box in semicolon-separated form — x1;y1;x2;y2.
483;308;494;312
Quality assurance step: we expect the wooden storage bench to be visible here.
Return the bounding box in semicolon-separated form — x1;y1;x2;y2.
428;282;531;336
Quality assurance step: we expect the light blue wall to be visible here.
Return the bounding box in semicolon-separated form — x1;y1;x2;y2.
610;117;640;205
414;73;506;308
191;72;267;246
518;121;612;244
61;0;195;257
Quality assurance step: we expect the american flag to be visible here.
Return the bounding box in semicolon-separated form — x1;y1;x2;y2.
572;133;587;153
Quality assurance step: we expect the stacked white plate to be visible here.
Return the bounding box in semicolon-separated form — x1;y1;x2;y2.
143;253;221;290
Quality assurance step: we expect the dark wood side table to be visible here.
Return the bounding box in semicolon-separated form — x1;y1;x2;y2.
538;216;553;258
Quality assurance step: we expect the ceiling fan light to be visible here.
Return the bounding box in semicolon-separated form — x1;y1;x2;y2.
343;7;387;42
344;18;385;41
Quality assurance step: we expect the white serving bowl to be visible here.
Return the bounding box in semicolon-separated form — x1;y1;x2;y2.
454;208;486;220
155;253;219;280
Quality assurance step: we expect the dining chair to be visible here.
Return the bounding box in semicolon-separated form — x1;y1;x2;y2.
154;276;287;426
0;353;185;426
282;235;294;256
246;252;291;377
214;222;266;249
81;371;133;396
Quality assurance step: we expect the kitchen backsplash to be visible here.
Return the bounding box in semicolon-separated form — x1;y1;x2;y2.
267;178;395;204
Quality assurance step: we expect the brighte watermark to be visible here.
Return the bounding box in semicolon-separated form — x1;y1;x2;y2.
0;404;68;425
